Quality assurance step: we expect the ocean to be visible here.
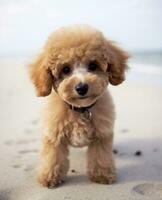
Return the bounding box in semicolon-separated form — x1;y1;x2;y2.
0;52;162;86
128;52;162;85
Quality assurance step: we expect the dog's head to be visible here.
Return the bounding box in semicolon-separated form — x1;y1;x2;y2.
29;25;129;107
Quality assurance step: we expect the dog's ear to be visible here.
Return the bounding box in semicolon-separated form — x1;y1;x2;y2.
107;42;129;85
29;52;53;96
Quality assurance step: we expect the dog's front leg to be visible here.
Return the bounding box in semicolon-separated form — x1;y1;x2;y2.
87;135;116;184
38;136;69;188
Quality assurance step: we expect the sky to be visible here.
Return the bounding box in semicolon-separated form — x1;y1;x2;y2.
0;0;162;55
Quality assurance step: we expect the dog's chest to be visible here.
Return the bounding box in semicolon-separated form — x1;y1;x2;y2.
68;118;94;147
70;133;91;147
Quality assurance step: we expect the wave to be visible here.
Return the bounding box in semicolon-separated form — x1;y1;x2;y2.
130;63;162;76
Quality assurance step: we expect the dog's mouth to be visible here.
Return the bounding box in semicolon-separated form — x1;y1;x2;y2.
66;93;100;103
77;94;99;100
79;96;89;99
65;94;99;107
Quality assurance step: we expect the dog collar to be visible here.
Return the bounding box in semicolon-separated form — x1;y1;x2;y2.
52;84;95;120
69;102;96;120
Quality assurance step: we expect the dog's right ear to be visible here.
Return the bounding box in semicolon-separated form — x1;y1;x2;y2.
29;52;53;97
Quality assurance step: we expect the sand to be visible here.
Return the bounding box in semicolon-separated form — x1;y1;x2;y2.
0;57;162;200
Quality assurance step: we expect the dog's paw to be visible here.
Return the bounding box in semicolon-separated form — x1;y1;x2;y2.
38;173;64;188
89;168;116;185
90;174;116;184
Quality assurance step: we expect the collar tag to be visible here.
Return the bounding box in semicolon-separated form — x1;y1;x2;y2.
81;109;92;120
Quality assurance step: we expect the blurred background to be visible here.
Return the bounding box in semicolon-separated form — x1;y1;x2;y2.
0;0;162;84
0;1;162;197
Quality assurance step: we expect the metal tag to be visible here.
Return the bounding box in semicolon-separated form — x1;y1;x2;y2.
81;109;92;120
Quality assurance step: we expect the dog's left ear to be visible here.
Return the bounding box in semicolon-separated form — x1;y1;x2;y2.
107;42;129;85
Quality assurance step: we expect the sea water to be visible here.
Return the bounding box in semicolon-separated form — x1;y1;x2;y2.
128;52;162;86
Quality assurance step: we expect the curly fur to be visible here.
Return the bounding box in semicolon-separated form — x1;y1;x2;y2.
29;25;129;187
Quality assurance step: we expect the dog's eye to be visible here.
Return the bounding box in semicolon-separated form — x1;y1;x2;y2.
88;61;98;72
62;65;71;75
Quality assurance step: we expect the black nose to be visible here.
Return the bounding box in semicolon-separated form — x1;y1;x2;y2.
75;83;88;96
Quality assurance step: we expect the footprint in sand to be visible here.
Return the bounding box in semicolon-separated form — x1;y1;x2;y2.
4;140;14;145
132;183;162;199
24;129;33;134
31;119;39;125
12;164;34;171
5;139;38;146
16;140;30;145
12;164;21;168
18;149;38;154
16;139;37;145
63;196;71;200
120;128;129;133
23;165;34;172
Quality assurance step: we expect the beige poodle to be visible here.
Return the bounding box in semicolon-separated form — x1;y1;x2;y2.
29;25;129;188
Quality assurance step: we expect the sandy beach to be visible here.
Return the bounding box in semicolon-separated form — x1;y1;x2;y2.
0;57;162;200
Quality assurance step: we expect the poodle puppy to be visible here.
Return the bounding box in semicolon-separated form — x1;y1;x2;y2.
29;25;129;188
